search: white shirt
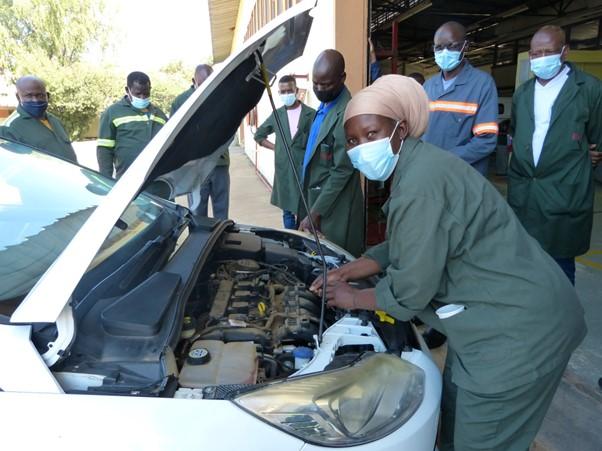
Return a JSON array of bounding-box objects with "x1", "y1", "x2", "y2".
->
[
  {"x1": 532, "y1": 64, "x2": 570, "y2": 166},
  {"x1": 442, "y1": 75, "x2": 457, "y2": 91},
  {"x1": 286, "y1": 104, "x2": 302, "y2": 139}
]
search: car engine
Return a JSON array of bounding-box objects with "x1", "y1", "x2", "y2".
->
[{"x1": 178, "y1": 258, "x2": 324, "y2": 389}]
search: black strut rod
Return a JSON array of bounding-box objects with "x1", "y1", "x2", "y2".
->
[{"x1": 257, "y1": 54, "x2": 329, "y2": 344}]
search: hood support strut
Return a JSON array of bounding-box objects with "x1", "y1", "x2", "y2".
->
[{"x1": 256, "y1": 52, "x2": 328, "y2": 344}]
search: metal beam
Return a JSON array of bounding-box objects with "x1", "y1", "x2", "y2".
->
[{"x1": 392, "y1": 21, "x2": 399, "y2": 74}]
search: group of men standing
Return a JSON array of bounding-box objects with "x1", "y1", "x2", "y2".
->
[
  {"x1": 253, "y1": 21, "x2": 600, "y2": 345},
  {"x1": 0, "y1": 22, "x2": 599, "y2": 294},
  {"x1": 255, "y1": 50, "x2": 365, "y2": 257},
  {"x1": 96, "y1": 64, "x2": 230, "y2": 220}
]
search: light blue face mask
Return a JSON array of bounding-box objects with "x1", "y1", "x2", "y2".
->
[
  {"x1": 530, "y1": 47, "x2": 564, "y2": 80},
  {"x1": 434, "y1": 45, "x2": 465, "y2": 72},
  {"x1": 129, "y1": 92, "x2": 150, "y2": 109},
  {"x1": 280, "y1": 93, "x2": 296, "y2": 107},
  {"x1": 347, "y1": 122, "x2": 403, "y2": 181}
]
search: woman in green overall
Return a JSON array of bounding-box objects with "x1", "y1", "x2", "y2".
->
[{"x1": 311, "y1": 75, "x2": 585, "y2": 451}]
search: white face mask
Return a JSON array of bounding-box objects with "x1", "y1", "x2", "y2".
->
[
  {"x1": 280, "y1": 93, "x2": 297, "y2": 107},
  {"x1": 347, "y1": 122, "x2": 403, "y2": 181},
  {"x1": 128, "y1": 90, "x2": 150, "y2": 109}
]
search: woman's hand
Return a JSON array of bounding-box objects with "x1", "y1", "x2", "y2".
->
[
  {"x1": 325, "y1": 283, "x2": 378, "y2": 312},
  {"x1": 325, "y1": 281, "x2": 359, "y2": 310},
  {"x1": 310, "y1": 268, "x2": 346, "y2": 294}
]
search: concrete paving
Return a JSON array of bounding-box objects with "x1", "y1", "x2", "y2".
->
[
  {"x1": 226, "y1": 146, "x2": 283, "y2": 229},
  {"x1": 74, "y1": 142, "x2": 601, "y2": 450}
]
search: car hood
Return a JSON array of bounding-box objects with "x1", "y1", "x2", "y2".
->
[{"x1": 11, "y1": 0, "x2": 316, "y2": 324}]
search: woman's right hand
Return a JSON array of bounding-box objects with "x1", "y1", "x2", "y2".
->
[
  {"x1": 310, "y1": 268, "x2": 346, "y2": 295},
  {"x1": 310, "y1": 258, "x2": 382, "y2": 294}
]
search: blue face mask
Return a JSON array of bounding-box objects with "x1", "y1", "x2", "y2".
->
[
  {"x1": 21, "y1": 100, "x2": 48, "y2": 118},
  {"x1": 434, "y1": 47, "x2": 464, "y2": 72},
  {"x1": 129, "y1": 93, "x2": 150, "y2": 109},
  {"x1": 347, "y1": 122, "x2": 402, "y2": 181},
  {"x1": 280, "y1": 93, "x2": 297, "y2": 107},
  {"x1": 530, "y1": 48, "x2": 564, "y2": 80}
]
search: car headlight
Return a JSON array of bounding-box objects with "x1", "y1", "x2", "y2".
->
[{"x1": 233, "y1": 353, "x2": 424, "y2": 446}]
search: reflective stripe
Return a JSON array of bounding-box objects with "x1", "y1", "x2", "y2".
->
[
  {"x1": 472, "y1": 122, "x2": 499, "y2": 136},
  {"x1": 113, "y1": 114, "x2": 166, "y2": 127},
  {"x1": 151, "y1": 115, "x2": 166, "y2": 125},
  {"x1": 97, "y1": 138, "x2": 116, "y2": 148},
  {"x1": 429, "y1": 101, "x2": 478, "y2": 115},
  {"x1": 3, "y1": 111, "x2": 20, "y2": 127}
]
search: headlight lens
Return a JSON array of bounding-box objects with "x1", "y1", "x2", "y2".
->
[{"x1": 233, "y1": 353, "x2": 424, "y2": 446}]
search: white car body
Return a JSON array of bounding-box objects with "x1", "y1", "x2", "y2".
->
[{"x1": 0, "y1": 2, "x2": 441, "y2": 449}]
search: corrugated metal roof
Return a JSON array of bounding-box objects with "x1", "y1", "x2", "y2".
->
[{"x1": 208, "y1": 0, "x2": 242, "y2": 62}]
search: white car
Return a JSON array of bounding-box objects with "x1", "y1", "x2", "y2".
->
[{"x1": 0, "y1": 2, "x2": 441, "y2": 450}]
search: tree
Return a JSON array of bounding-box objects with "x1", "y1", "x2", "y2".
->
[
  {"x1": 0, "y1": 0, "x2": 113, "y2": 139},
  {"x1": 0, "y1": 0, "x2": 109, "y2": 71}
]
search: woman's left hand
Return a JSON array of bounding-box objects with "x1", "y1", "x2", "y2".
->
[{"x1": 325, "y1": 281, "x2": 359, "y2": 310}]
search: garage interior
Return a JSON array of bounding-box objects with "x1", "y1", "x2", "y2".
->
[
  {"x1": 370, "y1": 0, "x2": 602, "y2": 89},
  {"x1": 367, "y1": 1, "x2": 602, "y2": 450}
]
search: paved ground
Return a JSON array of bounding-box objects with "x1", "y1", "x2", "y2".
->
[
  {"x1": 73, "y1": 141, "x2": 284, "y2": 229},
  {"x1": 75, "y1": 142, "x2": 601, "y2": 450}
]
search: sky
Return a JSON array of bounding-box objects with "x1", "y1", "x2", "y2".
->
[{"x1": 91, "y1": 0, "x2": 213, "y2": 73}]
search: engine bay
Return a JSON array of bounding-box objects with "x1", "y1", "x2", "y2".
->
[
  {"x1": 178, "y1": 258, "x2": 326, "y2": 390},
  {"x1": 54, "y1": 227, "x2": 417, "y2": 397}
]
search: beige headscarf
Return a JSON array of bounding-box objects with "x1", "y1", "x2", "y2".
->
[{"x1": 344, "y1": 74, "x2": 429, "y2": 138}]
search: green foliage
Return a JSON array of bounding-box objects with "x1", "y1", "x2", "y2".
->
[
  {"x1": 0, "y1": 0, "x2": 108, "y2": 70},
  {"x1": 150, "y1": 63, "x2": 193, "y2": 115},
  {"x1": 17, "y1": 52, "x2": 121, "y2": 140},
  {"x1": 0, "y1": 1, "x2": 197, "y2": 139}
]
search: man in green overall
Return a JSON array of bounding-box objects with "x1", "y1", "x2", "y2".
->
[
  {"x1": 0, "y1": 75, "x2": 77, "y2": 163},
  {"x1": 254, "y1": 75, "x2": 315, "y2": 229},
  {"x1": 299, "y1": 50, "x2": 364, "y2": 257},
  {"x1": 508, "y1": 25, "x2": 602, "y2": 285},
  {"x1": 97, "y1": 71, "x2": 167, "y2": 178}
]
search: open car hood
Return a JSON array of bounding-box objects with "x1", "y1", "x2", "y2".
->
[{"x1": 11, "y1": 0, "x2": 316, "y2": 324}]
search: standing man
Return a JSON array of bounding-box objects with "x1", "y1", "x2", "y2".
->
[
  {"x1": 299, "y1": 50, "x2": 364, "y2": 257},
  {"x1": 0, "y1": 75, "x2": 77, "y2": 162},
  {"x1": 170, "y1": 64, "x2": 230, "y2": 220},
  {"x1": 421, "y1": 21, "x2": 498, "y2": 349},
  {"x1": 508, "y1": 25, "x2": 602, "y2": 285},
  {"x1": 254, "y1": 75, "x2": 315, "y2": 229},
  {"x1": 97, "y1": 71, "x2": 167, "y2": 178},
  {"x1": 423, "y1": 21, "x2": 499, "y2": 176}
]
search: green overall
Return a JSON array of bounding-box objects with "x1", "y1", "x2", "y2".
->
[
  {"x1": 96, "y1": 96, "x2": 167, "y2": 178},
  {"x1": 364, "y1": 137, "x2": 586, "y2": 450},
  {"x1": 0, "y1": 106, "x2": 77, "y2": 162},
  {"x1": 301, "y1": 87, "x2": 364, "y2": 256},
  {"x1": 254, "y1": 103, "x2": 315, "y2": 215}
]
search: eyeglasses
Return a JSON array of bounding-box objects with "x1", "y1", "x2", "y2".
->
[
  {"x1": 433, "y1": 41, "x2": 466, "y2": 52},
  {"x1": 528, "y1": 46, "x2": 564, "y2": 59}
]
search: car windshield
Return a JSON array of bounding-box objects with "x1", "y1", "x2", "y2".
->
[{"x1": 0, "y1": 139, "x2": 164, "y2": 303}]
